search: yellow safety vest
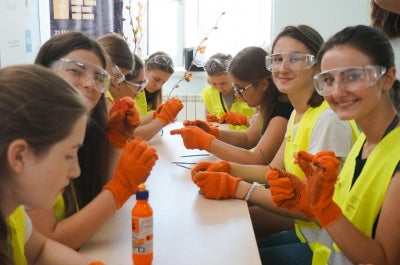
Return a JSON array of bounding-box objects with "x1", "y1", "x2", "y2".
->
[
  {"x1": 201, "y1": 86, "x2": 256, "y2": 131},
  {"x1": 285, "y1": 101, "x2": 360, "y2": 244},
  {"x1": 308, "y1": 128, "x2": 400, "y2": 264},
  {"x1": 6, "y1": 206, "x2": 27, "y2": 265},
  {"x1": 135, "y1": 91, "x2": 150, "y2": 115},
  {"x1": 284, "y1": 101, "x2": 329, "y2": 178},
  {"x1": 105, "y1": 90, "x2": 114, "y2": 104}
]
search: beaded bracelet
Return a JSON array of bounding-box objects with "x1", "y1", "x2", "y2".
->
[{"x1": 244, "y1": 181, "x2": 264, "y2": 201}]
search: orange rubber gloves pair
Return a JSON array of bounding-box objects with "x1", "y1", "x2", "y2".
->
[
  {"x1": 183, "y1": 119, "x2": 220, "y2": 137},
  {"x1": 266, "y1": 150, "x2": 342, "y2": 227},
  {"x1": 206, "y1": 112, "x2": 248, "y2": 126},
  {"x1": 190, "y1": 160, "x2": 241, "y2": 199},
  {"x1": 266, "y1": 168, "x2": 315, "y2": 219},
  {"x1": 170, "y1": 126, "x2": 216, "y2": 152},
  {"x1": 169, "y1": 119, "x2": 220, "y2": 152},
  {"x1": 103, "y1": 138, "x2": 158, "y2": 209},
  {"x1": 107, "y1": 97, "x2": 140, "y2": 148},
  {"x1": 153, "y1": 98, "x2": 184, "y2": 126}
]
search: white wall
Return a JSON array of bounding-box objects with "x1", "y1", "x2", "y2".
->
[
  {"x1": 271, "y1": 0, "x2": 371, "y2": 43},
  {"x1": 0, "y1": 0, "x2": 43, "y2": 67}
]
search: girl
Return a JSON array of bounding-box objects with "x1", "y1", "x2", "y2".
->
[
  {"x1": 29, "y1": 31, "x2": 158, "y2": 250},
  {"x1": 0, "y1": 64, "x2": 103, "y2": 265},
  {"x1": 98, "y1": 33, "x2": 183, "y2": 141},
  {"x1": 201, "y1": 53, "x2": 256, "y2": 131},
  {"x1": 263, "y1": 24, "x2": 400, "y2": 265},
  {"x1": 171, "y1": 46, "x2": 293, "y2": 165}
]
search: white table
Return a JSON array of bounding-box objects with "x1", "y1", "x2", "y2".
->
[{"x1": 80, "y1": 122, "x2": 262, "y2": 265}]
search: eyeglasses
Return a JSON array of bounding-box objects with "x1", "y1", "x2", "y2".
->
[
  {"x1": 232, "y1": 81, "x2": 256, "y2": 97},
  {"x1": 313, "y1": 65, "x2": 387, "y2": 96},
  {"x1": 51, "y1": 58, "x2": 111, "y2": 93},
  {"x1": 146, "y1": 54, "x2": 174, "y2": 70},
  {"x1": 265, "y1": 52, "x2": 316, "y2": 72},
  {"x1": 204, "y1": 58, "x2": 230, "y2": 75},
  {"x1": 124, "y1": 77, "x2": 148, "y2": 93}
]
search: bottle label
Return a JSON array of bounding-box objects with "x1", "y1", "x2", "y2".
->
[{"x1": 132, "y1": 216, "x2": 153, "y2": 254}]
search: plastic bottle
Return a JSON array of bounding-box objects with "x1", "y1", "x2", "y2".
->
[{"x1": 132, "y1": 183, "x2": 153, "y2": 265}]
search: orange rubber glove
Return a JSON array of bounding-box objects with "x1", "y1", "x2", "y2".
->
[
  {"x1": 219, "y1": 112, "x2": 248, "y2": 126},
  {"x1": 206, "y1": 113, "x2": 219, "y2": 122},
  {"x1": 266, "y1": 168, "x2": 314, "y2": 218},
  {"x1": 192, "y1": 171, "x2": 241, "y2": 199},
  {"x1": 170, "y1": 126, "x2": 216, "y2": 152},
  {"x1": 88, "y1": 262, "x2": 105, "y2": 265},
  {"x1": 191, "y1": 160, "x2": 231, "y2": 177},
  {"x1": 183, "y1": 119, "x2": 219, "y2": 138},
  {"x1": 154, "y1": 98, "x2": 183, "y2": 126},
  {"x1": 103, "y1": 138, "x2": 158, "y2": 208},
  {"x1": 152, "y1": 103, "x2": 164, "y2": 118},
  {"x1": 297, "y1": 150, "x2": 342, "y2": 227},
  {"x1": 107, "y1": 97, "x2": 140, "y2": 148}
]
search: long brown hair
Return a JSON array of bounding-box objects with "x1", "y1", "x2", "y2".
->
[
  {"x1": 35, "y1": 31, "x2": 111, "y2": 213},
  {"x1": 0, "y1": 65, "x2": 88, "y2": 264},
  {"x1": 144, "y1": 51, "x2": 174, "y2": 110},
  {"x1": 228, "y1": 46, "x2": 289, "y2": 134}
]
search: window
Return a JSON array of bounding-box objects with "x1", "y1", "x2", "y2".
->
[{"x1": 123, "y1": 0, "x2": 271, "y2": 68}]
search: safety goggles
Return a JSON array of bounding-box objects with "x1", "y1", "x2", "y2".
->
[
  {"x1": 51, "y1": 58, "x2": 110, "y2": 93},
  {"x1": 146, "y1": 54, "x2": 174, "y2": 69},
  {"x1": 313, "y1": 65, "x2": 387, "y2": 96},
  {"x1": 204, "y1": 58, "x2": 230, "y2": 75},
  {"x1": 265, "y1": 52, "x2": 316, "y2": 73},
  {"x1": 110, "y1": 63, "x2": 147, "y2": 93}
]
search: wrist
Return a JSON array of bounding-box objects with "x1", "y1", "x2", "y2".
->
[
  {"x1": 244, "y1": 181, "x2": 264, "y2": 201},
  {"x1": 317, "y1": 202, "x2": 342, "y2": 227},
  {"x1": 234, "y1": 181, "x2": 249, "y2": 199}
]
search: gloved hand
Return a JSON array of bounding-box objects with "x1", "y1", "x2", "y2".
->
[
  {"x1": 192, "y1": 171, "x2": 241, "y2": 199},
  {"x1": 206, "y1": 113, "x2": 220, "y2": 123},
  {"x1": 170, "y1": 126, "x2": 216, "y2": 152},
  {"x1": 297, "y1": 150, "x2": 341, "y2": 227},
  {"x1": 266, "y1": 168, "x2": 314, "y2": 218},
  {"x1": 219, "y1": 112, "x2": 248, "y2": 126},
  {"x1": 154, "y1": 98, "x2": 183, "y2": 126},
  {"x1": 88, "y1": 262, "x2": 105, "y2": 265},
  {"x1": 191, "y1": 160, "x2": 231, "y2": 177},
  {"x1": 103, "y1": 138, "x2": 158, "y2": 208},
  {"x1": 107, "y1": 97, "x2": 140, "y2": 148},
  {"x1": 183, "y1": 119, "x2": 219, "y2": 138},
  {"x1": 152, "y1": 102, "x2": 164, "y2": 118}
]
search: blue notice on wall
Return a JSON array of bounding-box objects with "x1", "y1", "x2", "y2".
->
[{"x1": 25, "y1": 30, "x2": 32, "y2": 53}]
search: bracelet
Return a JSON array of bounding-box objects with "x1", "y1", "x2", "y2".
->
[
  {"x1": 244, "y1": 181, "x2": 264, "y2": 201},
  {"x1": 241, "y1": 184, "x2": 252, "y2": 200}
]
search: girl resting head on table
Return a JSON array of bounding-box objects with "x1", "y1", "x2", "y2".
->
[
  {"x1": 192, "y1": 25, "x2": 400, "y2": 265},
  {"x1": 0, "y1": 64, "x2": 105, "y2": 265},
  {"x1": 29, "y1": 31, "x2": 158, "y2": 250}
]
